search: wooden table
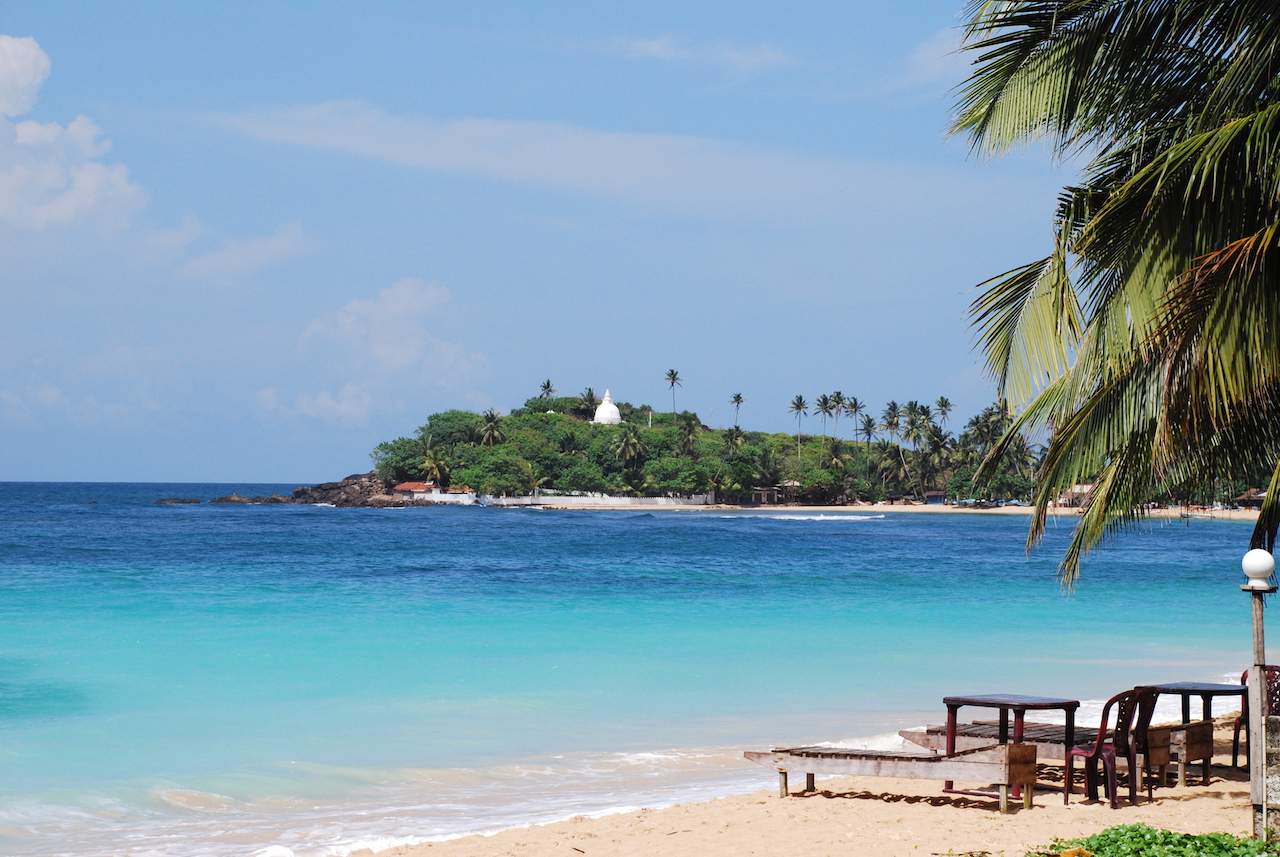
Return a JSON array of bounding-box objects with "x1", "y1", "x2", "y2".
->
[
  {"x1": 943, "y1": 694, "x2": 1080, "y2": 796},
  {"x1": 1152, "y1": 681, "x2": 1246, "y2": 782}
]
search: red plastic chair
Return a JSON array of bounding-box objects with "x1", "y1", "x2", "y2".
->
[
  {"x1": 1233, "y1": 666, "x2": 1280, "y2": 768},
  {"x1": 1065, "y1": 688, "x2": 1154, "y2": 808}
]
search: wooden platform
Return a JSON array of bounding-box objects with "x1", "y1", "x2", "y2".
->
[
  {"x1": 744, "y1": 742, "x2": 1037, "y2": 813},
  {"x1": 899, "y1": 721, "x2": 1088, "y2": 762}
]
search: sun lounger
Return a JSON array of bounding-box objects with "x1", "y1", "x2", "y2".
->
[{"x1": 744, "y1": 742, "x2": 1037, "y2": 813}]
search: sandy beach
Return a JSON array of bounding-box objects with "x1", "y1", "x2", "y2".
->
[
  {"x1": 358, "y1": 724, "x2": 1253, "y2": 857},
  {"x1": 539, "y1": 500, "x2": 1260, "y2": 522}
]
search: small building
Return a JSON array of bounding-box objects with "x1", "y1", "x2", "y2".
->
[
  {"x1": 392, "y1": 481, "x2": 437, "y2": 499},
  {"x1": 751, "y1": 486, "x2": 780, "y2": 505},
  {"x1": 1235, "y1": 488, "x2": 1266, "y2": 509},
  {"x1": 924, "y1": 490, "x2": 946, "y2": 505},
  {"x1": 1057, "y1": 483, "x2": 1094, "y2": 507}
]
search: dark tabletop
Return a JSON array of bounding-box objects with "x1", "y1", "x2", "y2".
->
[
  {"x1": 1152, "y1": 682, "x2": 1246, "y2": 695},
  {"x1": 943, "y1": 694, "x2": 1080, "y2": 710}
]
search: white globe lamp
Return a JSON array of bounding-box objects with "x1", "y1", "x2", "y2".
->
[{"x1": 1242, "y1": 548, "x2": 1276, "y2": 591}]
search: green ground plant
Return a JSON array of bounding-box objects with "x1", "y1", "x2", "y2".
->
[{"x1": 1031, "y1": 824, "x2": 1280, "y2": 857}]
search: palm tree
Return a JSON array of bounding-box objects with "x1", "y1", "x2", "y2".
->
[
  {"x1": 677, "y1": 413, "x2": 700, "y2": 456},
  {"x1": 730, "y1": 392, "x2": 744, "y2": 426},
  {"x1": 722, "y1": 426, "x2": 746, "y2": 455},
  {"x1": 858, "y1": 413, "x2": 877, "y2": 447},
  {"x1": 517, "y1": 459, "x2": 548, "y2": 496},
  {"x1": 480, "y1": 409, "x2": 505, "y2": 446},
  {"x1": 814, "y1": 393, "x2": 834, "y2": 437},
  {"x1": 789, "y1": 394, "x2": 808, "y2": 465},
  {"x1": 539, "y1": 379, "x2": 555, "y2": 399},
  {"x1": 880, "y1": 401, "x2": 901, "y2": 444},
  {"x1": 830, "y1": 391, "x2": 845, "y2": 438},
  {"x1": 579, "y1": 387, "x2": 598, "y2": 418},
  {"x1": 844, "y1": 396, "x2": 864, "y2": 441},
  {"x1": 419, "y1": 434, "x2": 450, "y2": 485},
  {"x1": 665, "y1": 369, "x2": 681, "y2": 416},
  {"x1": 935, "y1": 396, "x2": 952, "y2": 428},
  {"x1": 613, "y1": 423, "x2": 646, "y2": 468},
  {"x1": 954, "y1": 1, "x2": 1280, "y2": 578}
]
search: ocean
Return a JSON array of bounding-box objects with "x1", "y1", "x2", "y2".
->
[{"x1": 0, "y1": 482, "x2": 1260, "y2": 855}]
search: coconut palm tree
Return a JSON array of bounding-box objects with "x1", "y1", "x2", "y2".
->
[
  {"x1": 814, "y1": 393, "x2": 834, "y2": 437},
  {"x1": 539, "y1": 379, "x2": 555, "y2": 399},
  {"x1": 844, "y1": 396, "x2": 864, "y2": 441},
  {"x1": 730, "y1": 392, "x2": 744, "y2": 426},
  {"x1": 677, "y1": 413, "x2": 700, "y2": 456},
  {"x1": 881, "y1": 401, "x2": 901, "y2": 444},
  {"x1": 958, "y1": 1, "x2": 1280, "y2": 580},
  {"x1": 722, "y1": 426, "x2": 746, "y2": 455},
  {"x1": 665, "y1": 369, "x2": 681, "y2": 415},
  {"x1": 830, "y1": 391, "x2": 846, "y2": 438},
  {"x1": 614, "y1": 423, "x2": 646, "y2": 468},
  {"x1": 419, "y1": 434, "x2": 450, "y2": 485},
  {"x1": 935, "y1": 396, "x2": 952, "y2": 428},
  {"x1": 579, "y1": 387, "x2": 598, "y2": 418},
  {"x1": 517, "y1": 459, "x2": 549, "y2": 496},
  {"x1": 480, "y1": 409, "x2": 505, "y2": 447},
  {"x1": 789, "y1": 394, "x2": 808, "y2": 465},
  {"x1": 858, "y1": 413, "x2": 877, "y2": 447}
]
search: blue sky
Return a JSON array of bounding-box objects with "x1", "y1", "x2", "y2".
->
[{"x1": 0, "y1": 2, "x2": 1070, "y2": 482}]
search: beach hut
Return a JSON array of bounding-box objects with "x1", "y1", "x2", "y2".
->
[
  {"x1": 925, "y1": 490, "x2": 946, "y2": 505},
  {"x1": 1235, "y1": 488, "x2": 1266, "y2": 509},
  {"x1": 751, "y1": 486, "x2": 780, "y2": 505}
]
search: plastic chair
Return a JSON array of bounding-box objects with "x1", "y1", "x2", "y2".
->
[
  {"x1": 1232, "y1": 666, "x2": 1280, "y2": 768},
  {"x1": 1065, "y1": 688, "x2": 1147, "y2": 808}
]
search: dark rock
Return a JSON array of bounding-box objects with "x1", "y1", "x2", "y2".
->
[
  {"x1": 289, "y1": 472, "x2": 390, "y2": 507},
  {"x1": 210, "y1": 494, "x2": 253, "y2": 504},
  {"x1": 157, "y1": 497, "x2": 201, "y2": 505}
]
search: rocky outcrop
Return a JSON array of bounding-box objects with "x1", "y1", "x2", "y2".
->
[
  {"x1": 289, "y1": 472, "x2": 400, "y2": 507},
  {"x1": 210, "y1": 493, "x2": 292, "y2": 504},
  {"x1": 156, "y1": 497, "x2": 201, "y2": 505}
]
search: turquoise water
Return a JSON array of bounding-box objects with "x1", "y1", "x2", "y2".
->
[{"x1": 0, "y1": 483, "x2": 1263, "y2": 855}]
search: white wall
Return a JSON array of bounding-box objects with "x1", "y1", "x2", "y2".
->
[{"x1": 481, "y1": 493, "x2": 712, "y2": 507}]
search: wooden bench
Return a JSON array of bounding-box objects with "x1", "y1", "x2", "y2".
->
[{"x1": 744, "y1": 743, "x2": 1037, "y2": 813}]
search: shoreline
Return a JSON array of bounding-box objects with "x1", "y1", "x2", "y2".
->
[
  {"x1": 353, "y1": 724, "x2": 1252, "y2": 857},
  {"x1": 531, "y1": 500, "x2": 1260, "y2": 522}
]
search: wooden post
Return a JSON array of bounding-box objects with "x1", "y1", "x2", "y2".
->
[
  {"x1": 805, "y1": 772, "x2": 815, "y2": 792},
  {"x1": 778, "y1": 769, "x2": 789, "y2": 798},
  {"x1": 998, "y1": 784, "x2": 1009, "y2": 814}
]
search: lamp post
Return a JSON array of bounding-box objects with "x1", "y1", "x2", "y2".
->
[{"x1": 1244, "y1": 548, "x2": 1277, "y2": 839}]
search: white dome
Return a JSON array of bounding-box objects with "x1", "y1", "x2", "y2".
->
[{"x1": 591, "y1": 389, "x2": 622, "y2": 425}]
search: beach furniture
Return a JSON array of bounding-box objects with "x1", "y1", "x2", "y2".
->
[
  {"x1": 938, "y1": 694, "x2": 1079, "y2": 796},
  {"x1": 1152, "y1": 680, "x2": 1246, "y2": 783},
  {"x1": 1065, "y1": 687, "x2": 1159, "y2": 808},
  {"x1": 744, "y1": 742, "x2": 1037, "y2": 813},
  {"x1": 1232, "y1": 666, "x2": 1280, "y2": 768}
]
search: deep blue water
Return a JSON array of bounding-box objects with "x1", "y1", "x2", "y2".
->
[{"x1": 0, "y1": 483, "x2": 1262, "y2": 855}]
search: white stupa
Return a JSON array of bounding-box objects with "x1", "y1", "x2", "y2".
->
[{"x1": 591, "y1": 389, "x2": 622, "y2": 425}]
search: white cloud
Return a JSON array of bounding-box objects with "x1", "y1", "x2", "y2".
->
[
  {"x1": 212, "y1": 102, "x2": 919, "y2": 219},
  {"x1": 303, "y1": 277, "x2": 467, "y2": 372},
  {"x1": 0, "y1": 381, "x2": 132, "y2": 426},
  {"x1": 257, "y1": 383, "x2": 372, "y2": 426},
  {"x1": 604, "y1": 35, "x2": 788, "y2": 73},
  {"x1": 0, "y1": 35, "x2": 50, "y2": 117},
  {"x1": 180, "y1": 222, "x2": 310, "y2": 279},
  {"x1": 0, "y1": 35, "x2": 143, "y2": 229},
  {"x1": 260, "y1": 278, "x2": 484, "y2": 425},
  {"x1": 901, "y1": 29, "x2": 967, "y2": 91}
]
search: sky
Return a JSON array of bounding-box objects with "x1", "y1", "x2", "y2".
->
[{"x1": 0, "y1": 2, "x2": 1073, "y2": 482}]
